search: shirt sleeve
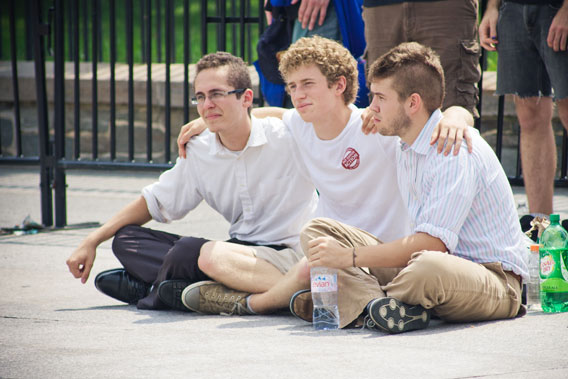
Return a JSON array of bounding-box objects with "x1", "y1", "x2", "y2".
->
[
  {"x1": 413, "y1": 152, "x2": 478, "y2": 253},
  {"x1": 142, "y1": 155, "x2": 203, "y2": 223},
  {"x1": 280, "y1": 110, "x2": 314, "y2": 183}
]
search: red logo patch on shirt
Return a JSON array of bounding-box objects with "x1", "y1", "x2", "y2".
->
[{"x1": 342, "y1": 147, "x2": 360, "y2": 170}]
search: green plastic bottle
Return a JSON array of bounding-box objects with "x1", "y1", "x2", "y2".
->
[{"x1": 539, "y1": 214, "x2": 568, "y2": 313}]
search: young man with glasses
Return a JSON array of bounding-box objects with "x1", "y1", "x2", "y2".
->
[{"x1": 65, "y1": 52, "x2": 318, "y2": 312}]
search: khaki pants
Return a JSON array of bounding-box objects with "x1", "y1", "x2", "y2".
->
[{"x1": 300, "y1": 218, "x2": 523, "y2": 328}]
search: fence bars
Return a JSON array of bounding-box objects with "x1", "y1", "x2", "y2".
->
[
  {"x1": 53, "y1": 0, "x2": 67, "y2": 227},
  {"x1": 9, "y1": 0, "x2": 22, "y2": 157},
  {"x1": 31, "y1": 0, "x2": 53, "y2": 227},
  {"x1": 8, "y1": 0, "x2": 568, "y2": 228}
]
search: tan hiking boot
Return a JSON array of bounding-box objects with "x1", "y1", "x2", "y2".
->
[{"x1": 181, "y1": 280, "x2": 252, "y2": 315}]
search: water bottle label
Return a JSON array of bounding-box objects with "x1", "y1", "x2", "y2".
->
[{"x1": 311, "y1": 273, "x2": 338, "y2": 293}]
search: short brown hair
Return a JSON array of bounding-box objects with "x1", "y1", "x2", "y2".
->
[
  {"x1": 368, "y1": 42, "x2": 445, "y2": 114},
  {"x1": 194, "y1": 52, "x2": 252, "y2": 95},
  {"x1": 279, "y1": 36, "x2": 358, "y2": 105}
]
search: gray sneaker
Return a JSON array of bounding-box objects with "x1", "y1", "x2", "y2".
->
[
  {"x1": 181, "y1": 280, "x2": 252, "y2": 316},
  {"x1": 366, "y1": 297, "x2": 430, "y2": 334}
]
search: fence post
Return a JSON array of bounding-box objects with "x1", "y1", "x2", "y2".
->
[
  {"x1": 54, "y1": 0, "x2": 67, "y2": 227},
  {"x1": 31, "y1": 0, "x2": 53, "y2": 227}
]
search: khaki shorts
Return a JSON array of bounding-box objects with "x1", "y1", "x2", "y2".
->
[{"x1": 251, "y1": 246, "x2": 304, "y2": 274}]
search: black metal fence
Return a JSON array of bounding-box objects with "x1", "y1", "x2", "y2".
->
[
  {"x1": 1, "y1": 0, "x2": 567, "y2": 228},
  {"x1": 1, "y1": 0, "x2": 264, "y2": 227}
]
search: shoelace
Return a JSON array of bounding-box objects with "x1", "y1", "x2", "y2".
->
[
  {"x1": 361, "y1": 315, "x2": 376, "y2": 330},
  {"x1": 220, "y1": 301, "x2": 250, "y2": 316}
]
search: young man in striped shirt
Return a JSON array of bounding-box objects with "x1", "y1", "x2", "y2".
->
[{"x1": 302, "y1": 42, "x2": 528, "y2": 333}]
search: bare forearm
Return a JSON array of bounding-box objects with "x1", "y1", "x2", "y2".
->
[
  {"x1": 82, "y1": 196, "x2": 152, "y2": 247},
  {"x1": 251, "y1": 106, "x2": 286, "y2": 119},
  {"x1": 355, "y1": 233, "x2": 447, "y2": 268}
]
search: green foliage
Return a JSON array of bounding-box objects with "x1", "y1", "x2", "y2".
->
[
  {"x1": 485, "y1": 51, "x2": 497, "y2": 71},
  {"x1": 1, "y1": 0, "x2": 262, "y2": 64}
]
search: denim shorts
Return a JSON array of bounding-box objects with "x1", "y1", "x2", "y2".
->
[{"x1": 496, "y1": 2, "x2": 568, "y2": 100}]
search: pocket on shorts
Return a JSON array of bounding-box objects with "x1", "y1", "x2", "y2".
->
[
  {"x1": 456, "y1": 39, "x2": 481, "y2": 114},
  {"x1": 458, "y1": 39, "x2": 481, "y2": 85}
]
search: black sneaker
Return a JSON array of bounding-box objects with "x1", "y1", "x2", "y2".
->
[
  {"x1": 94, "y1": 268, "x2": 151, "y2": 304},
  {"x1": 157, "y1": 280, "x2": 192, "y2": 311},
  {"x1": 366, "y1": 297, "x2": 430, "y2": 334}
]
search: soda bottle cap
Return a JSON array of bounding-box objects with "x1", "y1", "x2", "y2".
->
[
  {"x1": 550, "y1": 214, "x2": 560, "y2": 222},
  {"x1": 530, "y1": 244, "x2": 539, "y2": 252}
]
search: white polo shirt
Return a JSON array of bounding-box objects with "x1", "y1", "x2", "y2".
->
[{"x1": 142, "y1": 116, "x2": 318, "y2": 251}]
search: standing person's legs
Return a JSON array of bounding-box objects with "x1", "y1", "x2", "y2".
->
[
  {"x1": 496, "y1": 3, "x2": 568, "y2": 215},
  {"x1": 363, "y1": 1, "x2": 480, "y2": 115},
  {"x1": 362, "y1": 3, "x2": 405, "y2": 75},
  {"x1": 382, "y1": 250, "x2": 523, "y2": 321},
  {"x1": 515, "y1": 97, "x2": 555, "y2": 215},
  {"x1": 410, "y1": 0, "x2": 480, "y2": 116}
]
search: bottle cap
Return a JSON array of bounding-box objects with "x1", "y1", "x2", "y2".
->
[
  {"x1": 550, "y1": 214, "x2": 560, "y2": 222},
  {"x1": 530, "y1": 244, "x2": 539, "y2": 252}
]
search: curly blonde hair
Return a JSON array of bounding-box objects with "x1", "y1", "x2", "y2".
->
[{"x1": 279, "y1": 36, "x2": 358, "y2": 105}]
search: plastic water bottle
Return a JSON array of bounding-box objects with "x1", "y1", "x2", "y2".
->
[
  {"x1": 526, "y1": 244, "x2": 541, "y2": 311},
  {"x1": 539, "y1": 214, "x2": 568, "y2": 313},
  {"x1": 310, "y1": 267, "x2": 339, "y2": 330}
]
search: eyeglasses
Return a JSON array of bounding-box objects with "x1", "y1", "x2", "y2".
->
[{"x1": 191, "y1": 88, "x2": 246, "y2": 105}]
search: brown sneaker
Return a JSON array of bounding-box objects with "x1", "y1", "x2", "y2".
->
[
  {"x1": 181, "y1": 280, "x2": 252, "y2": 315},
  {"x1": 289, "y1": 289, "x2": 313, "y2": 322}
]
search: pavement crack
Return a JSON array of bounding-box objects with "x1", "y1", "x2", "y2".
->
[{"x1": 1, "y1": 315, "x2": 62, "y2": 322}]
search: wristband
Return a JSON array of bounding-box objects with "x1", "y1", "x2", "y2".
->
[{"x1": 352, "y1": 247, "x2": 357, "y2": 267}]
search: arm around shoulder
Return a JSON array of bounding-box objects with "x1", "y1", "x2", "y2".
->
[
  {"x1": 431, "y1": 106, "x2": 474, "y2": 156},
  {"x1": 251, "y1": 106, "x2": 287, "y2": 120}
]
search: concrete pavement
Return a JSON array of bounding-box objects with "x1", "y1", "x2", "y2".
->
[{"x1": 1, "y1": 166, "x2": 568, "y2": 378}]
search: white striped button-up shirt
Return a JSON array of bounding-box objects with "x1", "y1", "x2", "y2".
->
[{"x1": 397, "y1": 110, "x2": 528, "y2": 280}]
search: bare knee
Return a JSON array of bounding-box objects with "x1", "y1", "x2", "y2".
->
[
  {"x1": 197, "y1": 241, "x2": 217, "y2": 276},
  {"x1": 514, "y1": 97, "x2": 553, "y2": 133},
  {"x1": 295, "y1": 257, "x2": 311, "y2": 287}
]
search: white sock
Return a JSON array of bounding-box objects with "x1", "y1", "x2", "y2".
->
[{"x1": 245, "y1": 296, "x2": 258, "y2": 314}]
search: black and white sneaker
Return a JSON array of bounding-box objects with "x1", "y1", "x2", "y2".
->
[{"x1": 366, "y1": 297, "x2": 430, "y2": 334}]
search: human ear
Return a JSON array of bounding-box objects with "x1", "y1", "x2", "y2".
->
[
  {"x1": 335, "y1": 76, "x2": 347, "y2": 95},
  {"x1": 243, "y1": 88, "x2": 254, "y2": 108},
  {"x1": 407, "y1": 93, "x2": 422, "y2": 114}
]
